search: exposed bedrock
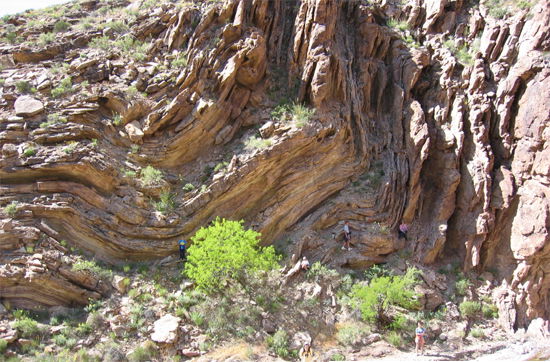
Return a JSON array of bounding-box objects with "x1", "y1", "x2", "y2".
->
[{"x1": 0, "y1": 0, "x2": 549, "y2": 329}]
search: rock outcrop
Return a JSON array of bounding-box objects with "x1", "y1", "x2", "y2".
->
[{"x1": 0, "y1": 0, "x2": 548, "y2": 331}]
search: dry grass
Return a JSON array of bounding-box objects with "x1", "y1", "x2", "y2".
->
[{"x1": 202, "y1": 341, "x2": 264, "y2": 360}]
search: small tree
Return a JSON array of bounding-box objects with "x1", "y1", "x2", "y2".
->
[
  {"x1": 351, "y1": 267, "x2": 420, "y2": 327},
  {"x1": 185, "y1": 218, "x2": 279, "y2": 294}
]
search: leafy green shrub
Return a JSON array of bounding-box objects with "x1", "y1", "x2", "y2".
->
[
  {"x1": 75, "y1": 322, "x2": 92, "y2": 336},
  {"x1": 185, "y1": 218, "x2": 279, "y2": 293},
  {"x1": 351, "y1": 267, "x2": 420, "y2": 326},
  {"x1": 139, "y1": 165, "x2": 163, "y2": 186},
  {"x1": 4, "y1": 201, "x2": 18, "y2": 217},
  {"x1": 266, "y1": 329, "x2": 291, "y2": 359},
  {"x1": 63, "y1": 141, "x2": 78, "y2": 154},
  {"x1": 386, "y1": 331, "x2": 403, "y2": 348},
  {"x1": 51, "y1": 77, "x2": 73, "y2": 98},
  {"x1": 190, "y1": 311, "x2": 204, "y2": 327},
  {"x1": 53, "y1": 20, "x2": 70, "y2": 32},
  {"x1": 13, "y1": 313, "x2": 41, "y2": 338},
  {"x1": 0, "y1": 339, "x2": 8, "y2": 353},
  {"x1": 291, "y1": 103, "x2": 315, "y2": 127},
  {"x1": 182, "y1": 183, "x2": 195, "y2": 193},
  {"x1": 105, "y1": 20, "x2": 129, "y2": 34},
  {"x1": 152, "y1": 191, "x2": 176, "y2": 213},
  {"x1": 122, "y1": 169, "x2": 137, "y2": 178},
  {"x1": 47, "y1": 112, "x2": 68, "y2": 124},
  {"x1": 130, "y1": 144, "x2": 140, "y2": 154},
  {"x1": 455, "y1": 277, "x2": 472, "y2": 296},
  {"x1": 23, "y1": 146, "x2": 37, "y2": 157},
  {"x1": 486, "y1": 0, "x2": 509, "y2": 18},
  {"x1": 459, "y1": 300, "x2": 481, "y2": 318},
  {"x1": 213, "y1": 161, "x2": 228, "y2": 173},
  {"x1": 84, "y1": 298, "x2": 104, "y2": 313},
  {"x1": 112, "y1": 113, "x2": 122, "y2": 126},
  {"x1": 330, "y1": 353, "x2": 346, "y2": 361},
  {"x1": 517, "y1": 0, "x2": 532, "y2": 10},
  {"x1": 387, "y1": 19, "x2": 409, "y2": 31},
  {"x1": 482, "y1": 303, "x2": 498, "y2": 319},
  {"x1": 89, "y1": 35, "x2": 111, "y2": 50},
  {"x1": 244, "y1": 135, "x2": 272, "y2": 151},
  {"x1": 15, "y1": 80, "x2": 32, "y2": 93},
  {"x1": 113, "y1": 36, "x2": 149, "y2": 61},
  {"x1": 470, "y1": 327, "x2": 485, "y2": 338},
  {"x1": 72, "y1": 259, "x2": 113, "y2": 280}
]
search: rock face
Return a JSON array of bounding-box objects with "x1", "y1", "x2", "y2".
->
[
  {"x1": 150, "y1": 314, "x2": 180, "y2": 344},
  {"x1": 0, "y1": 0, "x2": 549, "y2": 330}
]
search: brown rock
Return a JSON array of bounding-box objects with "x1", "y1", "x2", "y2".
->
[{"x1": 14, "y1": 96, "x2": 44, "y2": 117}]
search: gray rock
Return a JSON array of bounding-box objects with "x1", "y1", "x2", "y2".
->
[
  {"x1": 14, "y1": 96, "x2": 44, "y2": 117},
  {"x1": 151, "y1": 314, "x2": 180, "y2": 344}
]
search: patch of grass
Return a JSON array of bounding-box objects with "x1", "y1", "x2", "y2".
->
[
  {"x1": 404, "y1": 34, "x2": 420, "y2": 48},
  {"x1": 470, "y1": 327, "x2": 485, "y2": 338},
  {"x1": 387, "y1": 19, "x2": 409, "y2": 31},
  {"x1": 47, "y1": 112, "x2": 68, "y2": 124},
  {"x1": 113, "y1": 36, "x2": 149, "y2": 61},
  {"x1": 139, "y1": 165, "x2": 163, "y2": 186},
  {"x1": 0, "y1": 339, "x2": 8, "y2": 354},
  {"x1": 213, "y1": 161, "x2": 228, "y2": 173},
  {"x1": 105, "y1": 20, "x2": 129, "y2": 34},
  {"x1": 4, "y1": 201, "x2": 18, "y2": 217},
  {"x1": 459, "y1": 300, "x2": 481, "y2": 318},
  {"x1": 291, "y1": 103, "x2": 315, "y2": 127},
  {"x1": 51, "y1": 77, "x2": 73, "y2": 98},
  {"x1": 13, "y1": 312, "x2": 41, "y2": 338},
  {"x1": 266, "y1": 329, "x2": 291, "y2": 359},
  {"x1": 455, "y1": 275, "x2": 472, "y2": 296},
  {"x1": 486, "y1": 0, "x2": 509, "y2": 18},
  {"x1": 72, "y1": 259, "x2": 113, "y2": 280},
  {"x1": 38, "y1": 32, "x2": 56, "y2": 46},
  {"x1": 330, "y1": 353, "x2": 346, "y2": 361},
  {"x1": 89, "y1": 35, "x2": 111, "y2": 50},
  {"x1": 128, "y1": 341, "x2": 157, "y2": 362},
  {"x1": 386, "y1": 331, "x2": 403, "y2": 348},
  {"x1": 63, "y1": 141, "x2": 78, "y2": 154},
  {"x1": 91, "y1": 138, "x2": 98, "y2": 147},
  {"x1": 23, "y1": 146, "x2": 37, "y2": 157},
  {"x1": 306, "y1": 261, "x2": 338, "y2": 282},
  {"x1": 244, "y1": 135, "x2": 272, "y2": 151},
  {"x1": 15, "y1": 80, "x2": 33, "y2": 94},
  {"x1": 122, "y1": 168, "x2": 137, "y2": 178},
  {"x1": 172, "y1": 53, "x2": 188, "y2": 68},
  {"x1": 53, "y1": 20, "x2": 71, "y2": 32},
  {"x1": 516, "y1": 0, "x2": 532, "y2": 10},
  {"x1": 337, "y1": 322, "x2": 370, "y2": 346},
  {"x1": 75, "y1": 322, "x2": 92, "y2": 336},
  {"x1": 190, "y1": 311, "x2": 204, "y2": 327}
]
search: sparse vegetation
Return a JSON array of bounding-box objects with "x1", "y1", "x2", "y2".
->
[
  {"x1": 53, "y1": 20, "x2": 71, "y2": 32},
  {"x1": 337, "y1": 322, "x2": 371, "y2": 346},
  {"x1": 63, "y1": 141, "x2": 78, "y2": 154},
  {"x1": 270, "y1": 102, "x2": 315, "y2": 127},
  {"x1": 266, "y1": 329, "x2": 291, "y2": 359},
  {"x1": 51, "y1": 77, "x2": 73, "y2": 98},
  {"x1": 459, "y1": 300, "x2": 482, "y2": 318},
  {"x1": 386, "y1": 331, "x2": 404, "y2": 348},
  {"x1": 172, "y1": 53, "x2": 188, "y2": 68},
  {"x1": 128, "y1": 341, "x2": 158, "y2": 362},
  {"x1": 183, "y1": 183, "x2": 195, "y2": 193},
  {"x1": 112, "y1": 113, "x2": 123, "y2": 126},
  {"x1": 152, "y1": 191, "x2": 176, "y2": 213},
  {"x1": 0, "y1": 339, "x2": 7, "y2": 354},
  {"x1": 72, "y1": 258, "x2": 113, "y2": 280},
  {"x1": 12, "y1": 311, "x2": 42, "y2": 338},
  {"x1": 244, "y1": 135, "x2": 272, "y2": 151},
  {"x1": 4, "y1": 201, "x2": 18, "y2": 217},
  {"x1": 130, "y1": 144, "x2": 140, "y2": 154},
  {"x1": 23, "y1": 146, "x2": 37, "y2": 157},
  {"x1": 387, "y1": 19, "x2": 410, "y2": 31},
  {"x1": 455, "y1": 275, "x2": 472, "y2": 296},
  {"x1": 139, "y1": 165, "x2": 163, "y2": 186},
  {"x1": 105, "y1": 20, "x2": 129, "y2": 34},
  {"x1": 471, "y1": 327, "x2": 485, "y2": 338},
  {"x1": 15, "y1": 80, "x2": 33, "y2": 94},
  {"x1": 482, "y1": 303, "x2": 499, "y2": 319},
  {"x1": 38, "y1": 32, "x2": 56, "y2": 46}
]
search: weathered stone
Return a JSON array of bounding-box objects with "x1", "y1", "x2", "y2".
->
[
  {"x1": 14, "y1": 96, "x2": 44, "y2": 117},
  {"x1": 124, "y1": 121, "x2": 144, "y2": 143},
  {"x1": 150, "y1": 314, "x2": 180, "y2": 344}
]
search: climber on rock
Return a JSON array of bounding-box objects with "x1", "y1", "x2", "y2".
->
[
  {"x1": 299, "y1": 341, "x2": 314, "y2": 362},
  {"x1": 398, "y1": 223, "x2": 409, "y2": 241},
  {"x1": 300, "y1": 256, "x2": 310, "y2": 271},
  {"x1": 342, "y1": 221, "x2": 352, "y2": 250},
  {"x1": 178, "y1": 239, "x2": 187, "y2": 261}
]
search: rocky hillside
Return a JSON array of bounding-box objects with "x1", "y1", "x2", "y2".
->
[{"x1": 0, "y1": 0, "x2": 549, "y2": 359}]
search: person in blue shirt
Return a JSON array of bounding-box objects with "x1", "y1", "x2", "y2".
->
[
  {"x1": 415, "y1": 320, "x2": 426, "y2": 355},
  {"x1": 178, "y1": 239, "x2": 187, "y2": 261}
]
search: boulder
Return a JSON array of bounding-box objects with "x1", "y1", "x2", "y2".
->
[
  {"x1": 14, "y1": 96, "x2": 44, "y2": 117},
  {"x1": 526, "y1": 318, "x2": 550, "y2": 340},
  {"x1": 124, "y1": 121, "x2": 144, "y2": 143},
  {"x1": 112, "y1": 275, "x2": 130, "y2": 294},
  {"x1": 150, "y1": 314, "x2": 181, "y2": 344}
]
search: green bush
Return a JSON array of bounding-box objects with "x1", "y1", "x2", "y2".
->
[
  {"x1": 112, "y1": 113, "x2": 122, "y2": 126},
  {"x1": 152, "y1": 191, "x2": 176, "y2": 213},
  {"x1": 266, "y1": 330, "x2": 291, "y2": 359},
  {"x1": 72, "y1": 259, "x2": 113, "y2": 280},
  {"x1": 63, "y1": 141, "x2": 78, "y2": 154},
  {"x1": 51, "y1": 77, "x2": 73, "y2": 98},
  {"x1": 190, "y1": 311, "x2": 204, "y2": 327},
  {"x1": 330, "y1": 353, "x2": 346, "y2": 361},
  {"x1": 351, "y1": 267, "x2": 420, "y2": 326},
  {"x1": 139, "y1": 165, "x2": 163, "y2": 186},
  {"x1": 75, "y1": 322, "x2": 92, "y2": 336},
  {"x1": 89, "y1": 36, "x2": 111, "y2": 50},
  {"x1": 185, "y1": 218, "x2": 280, "y2": 293},
  {"x1": 16, "y1": 80, "x2": 32, "y2": 93},
  {"x1": 459, "y1": 300, "x2": 481, "y2": 318},
  {"x1": 482, "y1": 303, "x2": 499, "y2": 319},
  {"x1": 387, "y1": 19, "x2": 409, "y2": 31},
  {"x1": 291, "y1": 103, "x2": 315, "y2": 127},
  {"x1": 182, "y1": 183, "x2": 195, "y2": 192},
  {"x1": 306, "y1": 261, "x2": 338, "y2": 282},
  {"x1": 455, "y1": 277, "x2": 472, "y2": 296},
  {"x1": 172, "y1": 54, "x2": 188, "y2": 68},
  {"x1": 4, "y1": 201, "x2": 18, "y2": 217},
  {"x1": 53, "y1": 20, "x2": 70, "y2": 32},
  {"x1": 105, "y1": 20, "x2": 129, "y2": 34},
  {"x1": 13, "y1": 314, "x2": 41, "y2": 338}
]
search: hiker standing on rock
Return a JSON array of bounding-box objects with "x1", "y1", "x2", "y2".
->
[
  {"x1": 178, "y1": 239, "x2": 187, "y2": 261},
  {"x1": 342, "y1": 221, "x2": 352, "y2": 251}
]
